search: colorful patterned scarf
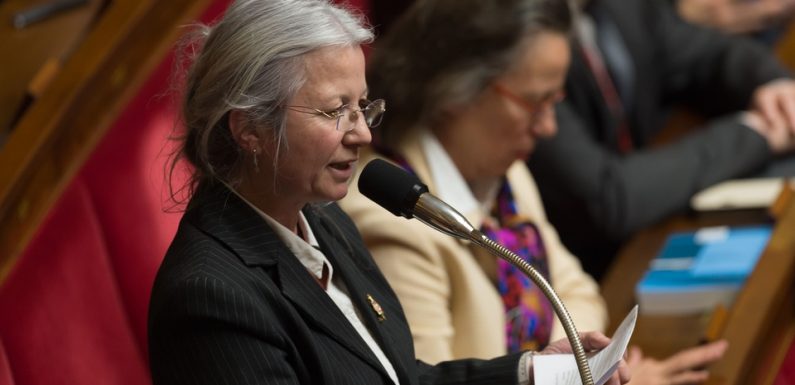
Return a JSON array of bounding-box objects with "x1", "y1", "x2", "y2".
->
[{"x1": 480, "y1": 182, "x2": 553, "y2": 352}]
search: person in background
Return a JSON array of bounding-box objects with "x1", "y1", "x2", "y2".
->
[
  {"x1": 341, "y1": 0, "x2": 726, "y2": 383},
  {"x1": 147, "y1": 0, "x2": 629, "y2": 384},
  {"x1": 527, "y1": 0, "x2": 795, "y2": 281}
]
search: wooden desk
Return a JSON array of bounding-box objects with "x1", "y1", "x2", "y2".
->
[
  {"x1": 0, "y1": 0, "x2": 214, "y2": 283},
  {"x1": 601, "y1": 187, "x2": 795, "y2": 385},
  {"x1": 0, "y1": 0, "x2": 104, "y2": 134}
]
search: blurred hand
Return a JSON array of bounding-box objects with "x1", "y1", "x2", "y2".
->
[
  {"x1": 752, "y1": 78, "x2": 795, "y2": 135},
  {"x1": 742, "y1": 110, "x2": 795, "y2": 154},
  {"x1": 678, "y1": 0, "x2": 795, "y2": 34},
  {"x1": 540, "y1": 332, "x2": 631, "y2": 385},
  {"x1": 626, "y1": 340, "x2": 728, "y2": 385}
]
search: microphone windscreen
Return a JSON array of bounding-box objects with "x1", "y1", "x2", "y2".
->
[{"x1": 358, "y1": 158, "x2": 429, "y2": 218}]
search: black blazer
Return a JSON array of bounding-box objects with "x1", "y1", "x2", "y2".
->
[
  {"x1": 148, "y1": 182, "x2": 523, "y2": 385},
  {"x1": 527, "y1": 0, "x2": 789, "y2": 279}
]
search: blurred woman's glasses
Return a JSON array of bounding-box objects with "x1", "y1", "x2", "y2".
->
[
  {"x1": 493, "y1": 84, "x2": 564, "y2": 117},
  {"x1": 286, "y1": 99, "x2": 386, "y2": 132}
]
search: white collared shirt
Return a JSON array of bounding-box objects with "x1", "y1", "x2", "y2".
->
[
  {"x1": 420, "y1": 129, "x2": 484, "y2": 216},
  {"x1": 419, "y1": 129, "x2": 501, "y2": 222},
  {"x1": 226, "y1": 186, "x2": 400, "y2": 385}
]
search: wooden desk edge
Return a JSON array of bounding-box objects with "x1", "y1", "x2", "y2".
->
[
  {"x1": 706, "y1": 190, "x2": 795, "y2": 384},
  {"x1": 0, "y1": 0, "x2": 213, "y2": 284}
]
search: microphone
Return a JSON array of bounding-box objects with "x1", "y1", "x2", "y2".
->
[
  {"x1": 358, "y1": 158, "x2": 595, "y2": 385},
  {"x1": 358, "y1": 158, "x2": 477, "y2": 241}
]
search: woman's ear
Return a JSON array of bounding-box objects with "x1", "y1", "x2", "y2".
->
[{"x1": 228, "y1": 109, "x2": 261, "y2": 152}]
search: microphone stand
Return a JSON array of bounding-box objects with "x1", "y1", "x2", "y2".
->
[{"x1": 414, "y1": 194, "x2": 595, "y2": 385}]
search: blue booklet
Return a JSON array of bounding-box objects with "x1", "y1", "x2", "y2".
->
[{"x1": 635, "y1": 225, "x2": 772, "y2": 314}]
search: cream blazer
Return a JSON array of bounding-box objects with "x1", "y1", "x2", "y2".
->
[{"x1": 340, "y1": 132, "x2": 607, "y2": 364}]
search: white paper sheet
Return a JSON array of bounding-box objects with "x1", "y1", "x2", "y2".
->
[{"x1": 534, "y1": 305, "x2": 638, "y2": 385}]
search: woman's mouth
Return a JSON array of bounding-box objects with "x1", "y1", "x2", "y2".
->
[
  {"x1": 329, "y1": 161, "x2": 353, "y2": 170},
  {"x1": 328, "y1": 160, "x2": 356, "y2": 180}
]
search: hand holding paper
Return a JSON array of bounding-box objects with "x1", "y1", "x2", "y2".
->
[{"x1": 534, "y1": 306, "x2": 638, "y2": 385}]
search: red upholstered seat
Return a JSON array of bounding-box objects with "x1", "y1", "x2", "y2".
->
[
  {"x1": 776, "y1": 342, "x2": 795, "y2": 385},
  {"x1": 0, "y1": 338, "x2": 13, "y2": 385},
  {"x1": 0, "y1": 181, "x2": 151, "y2": 385},
  {"x1": 79, "y1": 56, "x2": 187, "y2": 352},
  {"x1": 0, "y1": 1, "x2": 371, "y2": 384}
]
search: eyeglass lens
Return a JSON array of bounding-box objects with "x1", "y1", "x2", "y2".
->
[{"x1": 338, "y1": 99, "x2": 385, "y2": 132}]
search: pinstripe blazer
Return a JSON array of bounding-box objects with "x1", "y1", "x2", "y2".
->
[{"x1": 148, "y1": 182, "x2": 524, "y2": 385}]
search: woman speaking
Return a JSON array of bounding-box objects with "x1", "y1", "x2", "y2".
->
[{"x1": 147, "y1": 1, "x2": 629, "y2": 384}]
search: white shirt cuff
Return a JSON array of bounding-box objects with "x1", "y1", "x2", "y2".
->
[{"x1": 517, "y1": 351, "x2": 536, "y2": 385}]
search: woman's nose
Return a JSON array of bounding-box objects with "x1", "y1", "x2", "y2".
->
[
  {"x1": 531, "y1": 105, "x2": 558, "y2": 138},
  {"x1": 343, "y1": 115, "x2": 372, "y2": 145}
]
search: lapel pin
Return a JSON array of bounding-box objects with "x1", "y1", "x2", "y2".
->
[{"x1": 367, "y1": 294, "x2": 386, "y2": 322}]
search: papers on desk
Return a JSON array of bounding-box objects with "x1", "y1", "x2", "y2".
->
[
  {"x1": 691, "y1": 178, "x2": 794, "y2": 211},
  {"x1": 533, "y1": 306, "x2": 638, "y2": 385}
]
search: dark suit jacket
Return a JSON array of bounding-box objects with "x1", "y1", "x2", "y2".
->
[
  {"x1": 148, "y1": 182, "x2": 523, "y2": 385},
  {"x1": 527, "y1": 0, "x2": 789, "y2": 280}
]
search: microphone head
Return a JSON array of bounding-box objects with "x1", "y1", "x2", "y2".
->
[{"x1": 358, "y1": 158, "x2": 429, "y2": 218}]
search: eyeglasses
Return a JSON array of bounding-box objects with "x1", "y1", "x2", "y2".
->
[
  {"x1": 285, "y1": 98, "x2": 386, "y2": 132},
  {"x1": 493, "y1": 83, "x2": 564, "y2": 116}
]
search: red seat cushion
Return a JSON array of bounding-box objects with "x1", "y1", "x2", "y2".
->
[
  {"x1": 80, "y1": 47, "x2": 185, "y2": 353},
  {"x1": 0, "y1": 338, "x2": 13, "y2": 385},
  {"x1": 775, "y1": 340, "x2": 795, "y2": 385},
  {"x1": 0, "y1": 181, "x2": 150, "y2": 385}
]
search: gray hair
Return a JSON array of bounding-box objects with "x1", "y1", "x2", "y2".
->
[
  {"x1": 174, "y1": 0, "x2": 373, "y2": 196},
  {"x1": 367, "y1": 0, "x2": 572, "y2": 147}
]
